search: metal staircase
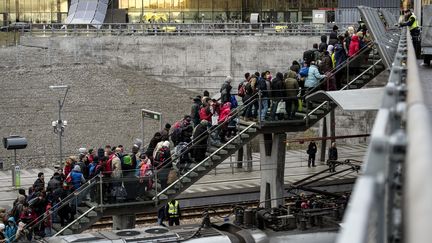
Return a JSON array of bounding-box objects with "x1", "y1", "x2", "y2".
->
[{"x1": 21, "y1": 22, "x2": 395, "y2": 241}]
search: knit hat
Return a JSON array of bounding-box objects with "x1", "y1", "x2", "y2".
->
[
  {"x1": 73, "y1": 165, "x2": 81, "y2": 172},
  {"x1": 0, "y1": 223, "x2": 4, "y2": 230},
  {"x1": 162, "y1": 141, "x2": 170, "y2": 147},
  {"x1": 78, "y1": 147, "x2": 87, "y2": 155},
  {"x1": 225, "y1": 76, "x2": 233, "y2": 83}
]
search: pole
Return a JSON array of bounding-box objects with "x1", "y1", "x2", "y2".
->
[
  {"x1": 58, "y1": 99, "x2": 63, "y2": 169},
  {"x1": 320, "y1": 116, "x2": 327, "y2": 162},
  {"x1": 141, "y1": 111, "x2": 145, "y2": 145},
  {"x1": 12, "y1": 149, "x2": 16, "y2": 187}
]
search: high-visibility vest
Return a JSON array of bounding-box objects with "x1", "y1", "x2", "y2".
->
[
  {"x1": 168, "y1": 201, "x2": 179, "y2": 217},
  {"x1": 409, "y1": 14, "x2": 419, "y2": 31}
]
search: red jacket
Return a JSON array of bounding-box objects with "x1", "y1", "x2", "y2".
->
[
  {"x1": 199, "y1": 107, "x2": 212, "y2": 122},
  {"x1": 348, "y1": 35, "x2": 360, "y2": 57},
  {"x1": 218, "y1": 102, "x2": 231, "y2": 124}
]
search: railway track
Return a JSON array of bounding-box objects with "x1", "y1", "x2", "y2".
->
[{"x1": 90, "y1": 201, "x2": 259, "y2": 230}]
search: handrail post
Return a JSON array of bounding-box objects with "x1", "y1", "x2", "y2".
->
[
  {"x1": 154, "y1": 169, "x2": 159, "y2": 206},
  {"x1": 99, "y1": 174, "x2": 103, "y2": 208},
  {"x1": 258, "y1": 90, "x2": 262, "y2": 127}
]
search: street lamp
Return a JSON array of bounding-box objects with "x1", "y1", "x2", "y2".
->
[{"x1": 49, "y1": 85, "x2": 70, "y2": 169}]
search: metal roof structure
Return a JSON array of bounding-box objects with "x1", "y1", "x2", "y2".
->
[
  {"x1": 307, "y1": 88, "x2": 384, "y2": 111},
  {"x1": 65, "y1": 0, "x2": 108, "y2": 26}
]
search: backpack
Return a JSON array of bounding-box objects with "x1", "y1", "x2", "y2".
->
[
  {"x1": 88, "y1": 163, "x2": 97, "y2": 178},
  {"x1": 299, "y1": 66, "x2": 310, "y2": 77},
  {"x1": 245, "y1": 82, "x2": 253, "y2": 95},
  {"x1": 154, "y1": 147, "x2": 168, "y2": 164},
  {"x1": 238, "y1": 82, "x2": 246, "y2": 97},
  {"x1": 174, "y1": 142, "x2": 190, "y2": 164},
  {"x1": 170, "y1": 127, "x2": 183, "y2": 145},
  {"x1": 303, "y1": 50, "x2": 315, "y2": 63},
  {"x1": 257, "y1": 78, "x2": 267, "y2": 91}
]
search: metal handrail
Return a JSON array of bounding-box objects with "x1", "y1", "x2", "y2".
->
[
  {"x1": 405, "y1": 29, "x2": 432, "y2": 243},
  {"x1": 23, "y1": 177, "x2": 98, "y2": 229},
  {"x1": 303, "y1": 57, "x2": 383, "y2": 120},
  {"x1": 52, "y1": 205, "x2": 97, "y2": 237},
  {"x1": 301, "y1": 42, "x2": 376, "y2": 99},
  {"x1": 154, "y1": 122, "x2": 256, "y2": 200},
  {"x1": 340, "y1": 59, "x2": 383, "y2": 90}
]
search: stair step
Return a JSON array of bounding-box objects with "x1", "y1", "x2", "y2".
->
[
  {"x1": 174, "y1": 183, "x2": 183, "y2": 189},
  {"x1": 229, "y1": 138, "x2": 242, "y2": 144},
  {"x1": 240, "y1": 134, "x2": 250, "y2": 139},
  {"x1": 76, "y1": 215, "x2": 90, "y2": 224},
  {"x1": 204, "y1": 160, "x2": 213, "y2": 167},
  {"x1": 52, "y1": 223, "x2": 73, "y2": 235},
  {"x1": 166, "y1": 189, "x2": 177, "y2": 195},
  {"x1": 205, "y1": 153, "x2": 221, "y2": 161},
  {"x1": 313, "y1": 109, "x2": 325, "y2": 114},
  {"x1": 188, "y1": 171, "x2": 198, "y2": 177},
  {"x1": 214, "y1": 144, "x2": 236, "y2": 150},
  {"x1": 181, "y1": 177, "x2": 191, "y2": 183},
  {"x1": 208, "y1": 146, "x2": 228, "y2": 154},
  {"x1": 77, "y1": 207, "x2": 97, "y2": 217},
  {"x1": 184, "y1": 163, "x2": 206, "y2": 172},
  {"x1": 159, "y1": 194, "x2": 168, "y2": 200}
]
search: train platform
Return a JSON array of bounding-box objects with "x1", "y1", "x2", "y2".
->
[{"x1": 0, "y1": 143, "x2": 368, "y2": 210}]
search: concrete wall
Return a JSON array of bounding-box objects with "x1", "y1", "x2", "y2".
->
[{"x1": 21, "y1": 35, "x2": 319, "y2": 93}]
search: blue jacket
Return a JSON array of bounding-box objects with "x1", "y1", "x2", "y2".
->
[
  {"x1": 70, "y1": 171, "x2": 85, "y2": 190},
  {"x1": 5, "y1": 217, "x2": 17, "y2": 243},
  {"x1": 304, "y1": 65, "x2": 326, "y2": 88}
]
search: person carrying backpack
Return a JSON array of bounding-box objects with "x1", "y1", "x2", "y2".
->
[
  {"x1": 238, "y1": 72, "x2": 250, "y2": 102},
  {"x1": 220, "y1": 76, "x2": 233, "y2": 104},
  {"x1": 154, "y1": 141, "x2": 172, "y2": 189},
  {"x1": 257, "y1": 73, "x2": 269, "y2": 122}
]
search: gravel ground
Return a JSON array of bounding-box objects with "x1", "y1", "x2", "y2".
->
[{"x1": 0, "y1": 46, "x2": 198, "y2": 169}]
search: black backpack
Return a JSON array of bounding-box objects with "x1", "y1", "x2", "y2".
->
[{"x1": 245, "y1": 82, "x2": 253, "y2": 95}]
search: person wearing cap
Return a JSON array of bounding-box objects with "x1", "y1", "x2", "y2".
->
[
  {"x1": 220, "y1": 76, "x2": 233, "y2": 104},
  {"x1": 400, "y1": 9, "x2": 421, "y2": 58}
]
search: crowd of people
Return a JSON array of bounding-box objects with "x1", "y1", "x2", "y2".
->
[
  {"x1": 229, "y1": 23, "x2": 372, "y2": 122},
  {"x1": 0, "y1": 22, "x2": 370, "y2": 243}
]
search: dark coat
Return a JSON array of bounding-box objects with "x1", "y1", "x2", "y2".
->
[
  {"x1": 33, "y1": 178, "x2": 44, "y2": 192},
  {"x1": 328, "y1": 147, "x2": 338, "y2": 161},
  {"x1": 329, "y1": 31, "x2": 338, "y2": 46},
  {"x1": 270, "y1": 73, "x2": 286, "y2": 99},
  {"x1": 220, "y1": 81, "x2": 232, "y2": 104},
  {"x1": 192, "y1": 122, "x2": 209, "y2": 162},
  {"x1": 307, "y1": 142, "x2": 317, "y2": 155},
  {"x1": 319, "y1": 35, "x2": 328, "y2": 52}
]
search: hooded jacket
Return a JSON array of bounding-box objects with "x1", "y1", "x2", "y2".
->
[
  {"x1": 348, "y1": 35, "x2": 360, "y2": 57},
  {"x1": 334, "y1": 42, "x2": 348, "y2": 68},
  {"x1": 5, "y1": 217, "x2": 17, "y2": 243},
  {"x1": 305, "y1": 64, "x2": 326, "y2": 88},
  {"x1": 284, "y1": 71, "x2": 300, "y2": 98},
  {"x1": 270, "y1": 72, "x2": 286, "y2": 99},
  {"x1": 70, "y1": 165, "x2": 85, "y2": 190},
  {"x1": 319, "y1": 35, "x2": 328, "y2": 53}
]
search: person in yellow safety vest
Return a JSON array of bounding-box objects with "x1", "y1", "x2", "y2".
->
[
  {"x1": 166, "y1": 200, "x2": 181, "y2": 226},
  {"x1": 400, "y1": 9, "x2": 421, "y2": 58}
]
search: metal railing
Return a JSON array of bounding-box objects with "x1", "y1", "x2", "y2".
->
[
  {"x1": 336, "y1": 27, "x2": 409, "y2": 243},
  {"x1": 405, "y1": 30, "x2": 432, "y2": 243},
  {"x1": 11, "y1": 22, "x2": 357, "y2": 37},
  {"x1": 154, "y1": 122, "x2": 256, "y2": 201}
]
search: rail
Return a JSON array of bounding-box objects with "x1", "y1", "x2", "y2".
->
[
  {"x1": 154, "y1": 122, "x2": 256, "y2": 200},
  {"x1": 405, "y1": 30, "x2": 432, "y2": 243},
  {"x1": 336, "y1": 27, "x2": 408, "y2": 243},
  {"x1": 52, "y1": 205, "x2": 96, "y2": 237},
  {"x1": 11, "y1": 22, "x2": 358, "y2": 37}
]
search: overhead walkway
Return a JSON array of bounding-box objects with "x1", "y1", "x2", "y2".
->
[{"x1": 21, "y1": 7, "x2": 399, "y2": 238}]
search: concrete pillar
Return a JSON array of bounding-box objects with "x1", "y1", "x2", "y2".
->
[
  {"x1": 320, "y1": 116, "x2": 327, "y2": 162},
  {"x1": 113, "y1": 214, "x2": 136, "y2": 230},
  {"x1": 259, "y1": 133, "x2": 286, "y2": 209},
  {"x1": 244, "y1": 142, "x2": 253, "y2": 172}
]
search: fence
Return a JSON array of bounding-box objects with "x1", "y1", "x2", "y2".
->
[{"x1": 9, "y1": 22, "x2": 357, "y2": 37}]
